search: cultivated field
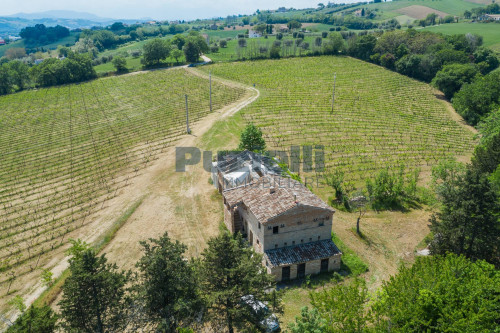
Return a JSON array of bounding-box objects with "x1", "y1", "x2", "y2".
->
[
  {"x1": 0, "y1": 68, "x2": 245, "y2": 309},
  {"x1": 422, "y1": 22, "x2": 500, "y2": 52},
  {"x1": 395, "y1": 5, "x2": 449, "y2": 19},
  {"x1": 201, "y1": 57, "x2": 477, "y2": 184}
]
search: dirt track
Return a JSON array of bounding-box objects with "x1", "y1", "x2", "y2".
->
[{"x1": 2, "y1": 65, "x2": 259, "y2": 327}]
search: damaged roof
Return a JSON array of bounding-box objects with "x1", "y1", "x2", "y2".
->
[
  {"x1": 223, "y1": 175, "x2": 334, "y2": 224},
  {"x1": 265, "y1": 239, "x2": 342, "y2": 267}
]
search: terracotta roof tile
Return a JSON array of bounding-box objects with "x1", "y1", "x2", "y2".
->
[{"x1": 223, "y1": 175, "x2": 334, "y2": 224}]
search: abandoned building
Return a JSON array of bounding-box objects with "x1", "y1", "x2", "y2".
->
[
  {"x1": 221, "y1": 173, "x2": 342, "y2": 282},
  {"x1": 211, "y1": 150, "x2": 282, "y2": 193}
]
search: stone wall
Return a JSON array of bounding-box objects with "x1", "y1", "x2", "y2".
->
[{"x1": 268, "y1": 254, "x2": 342, "y2": 281}]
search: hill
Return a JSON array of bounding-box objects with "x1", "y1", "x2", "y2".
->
[
  {"x1": 200, "y1": 57, "x2": 477, "y2": 184},
  {"x1": 422, "y1": 22, "x2": 500, "y2": 52},
  {"x1": 0, "y1": 68, "x2": 246, "y2": 314}
]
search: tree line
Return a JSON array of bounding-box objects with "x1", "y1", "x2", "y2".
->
[
  {"x1": 20, "y1": 24, "x2": 70, "y2": 46},
  {"x1": 7, "y1": 231, "x2": 281, "y2": 333},
  {"x1": 0, "y1": 50, "x2": 96, "y2": 94}
]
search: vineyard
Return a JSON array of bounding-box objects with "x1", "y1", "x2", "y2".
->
[
  {"x1": 0, "y1": 68, "x2": 245, "y2": 304},
  {"x1": 201, "y1": 57, "x2": 477, "y2": 183}
]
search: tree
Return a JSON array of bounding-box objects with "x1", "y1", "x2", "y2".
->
[
  {"x1": 59, "y1": 248, "x2": 131, "y2": 333},
  {"x1": 473, "y1": 47, "x2": 499, "y2": 74},
  {"x1": 199, "y1": 232, "x2": 278, "y2": 333},
  {"x1": 7, "y1": 305, "x2": 58, "y2": 333},
  {"x1": 135, "y1": 232, "x2": 200, "y2": 332},
  {"x1": 183, "y1": 41, "x2": 200, "y2": 63},
  {"x1": 143, "y1": 38, "x2": 170, "y2": 66},
  {"x1": 270, "y1": 45, "x2": 281, "y2": 59},
  {"x1": 431, "y1": 63, "x2": 480, "y2": 100},
  {"x1": 172, "y1": 34, "x2": 186, "y2": 50},
  {"x1": 220, "y1": 39, "x2": 227, "y2": 48},
  {"x1": 347, "y1": 34, "x2": 376, "y2": 61},
  {"x1": 472, "y1": 132, "x2": 500, "y2": 175},
  {"x1": 287, "y1": 20, "x2": 302, "y2": 30},
  {"x1": 0, "y1": 65, "x2": 13, "y2": 95},
  {"x1": 373, "y1": 254, "x2": 500, "y2": 332},
  {"x1": 452, "y1": 71, "x2": 500, "y2": 125},
  {"x1": 111, "y1": 56, "x2": 127, "y2": 72},
  {"x1": 322, "y1": 33, "x2": 345, "y2": 55},
  {"x1": 237, "y1": 38, "x2": 247, "y2": 48},
  {"x1": 310, "y1": 279, "x2": 370, "y2": 332},
  {"x1": 288, "y1": 307, "x2": 326, "y2": 333},
  {"x1": 171, "y1": 48, "x2": 183, "y2": 64},
  {"x1": 238, "y1": 123, "x2": 266, "y2": 152},
  {"x1": 429, "y1": 164, "x2": 499, "y2": 266}
]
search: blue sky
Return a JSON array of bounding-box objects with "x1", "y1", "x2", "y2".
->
[{"x1": 2, "y1": 0, "x2": 362, "y2": 20}]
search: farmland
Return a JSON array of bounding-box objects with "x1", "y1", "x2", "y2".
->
[
  {"x1": 0, "y1": 68, "x2": 245, "y2": 309},
  {"x1": 422, "y1": 23, "x2": 500, "y2": 52},
  {"x1": 201, "y1": 56, "x2": 477, "y2": 184}
]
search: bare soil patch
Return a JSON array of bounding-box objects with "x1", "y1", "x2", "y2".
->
[{"x1": 396, "y1": 5, "x2": 449, "y2": 19}]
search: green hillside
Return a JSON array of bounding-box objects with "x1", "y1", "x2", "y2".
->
[
  {"x1": 201, "y1": 57, "x2": 477, "y2": 183},
  {"x1": 0, "y1": 68, "x2": 245, "y2": 300},
  {"x1": 422, "y1": 22, "x2": 500, "y2": 51}
]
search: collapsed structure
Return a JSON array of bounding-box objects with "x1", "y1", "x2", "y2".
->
[{"x1": 212, "y1": 151, "x2": 342, "y2": 281}]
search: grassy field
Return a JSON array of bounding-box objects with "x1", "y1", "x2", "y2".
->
[
  {"x1": 422, "y1": 22, "x2": 500, "y2": 52},
  {"x1": 0, "y1": 32, "x2": 79, "y2": 57},
  {"x1": 0, "y1": 68, "x2": 245, "y2": 311},
  {"x1": 201, "y1": 56, "x2": 476, "y2": 184},
  {"x1": 357, "y1": 0, "x2": 481, "y2": 17}
]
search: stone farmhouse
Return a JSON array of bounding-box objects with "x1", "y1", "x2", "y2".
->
[{"x1": 212, "y1": 151, "x2": 342, "y2": 281}]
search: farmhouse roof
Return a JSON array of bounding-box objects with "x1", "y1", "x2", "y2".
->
[
  {"x1": 265, "y1": 239, "x2": 341, "y2": 267},
  {"x1": 223, "y1": 175, "x2": 334, "y2": 224}
]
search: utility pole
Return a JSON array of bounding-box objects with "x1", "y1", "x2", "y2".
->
[
  {"x1": 331, "y1": 73, "x2": 337, "y2": 112},
  {"x1": 209, "y1": 70, "x2": 212, "y2": 112},
  {"x1": 185, "y1": 94, "x2": 190, "y2": 134}
]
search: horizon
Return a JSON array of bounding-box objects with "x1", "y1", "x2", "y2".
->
[{"x1": 2, "y1": 0, "x2": 363, "y2": 21}]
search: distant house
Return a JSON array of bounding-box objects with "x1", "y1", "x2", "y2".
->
[
  {"x1": 0, "y1": 39, "x2": 5, "y2": 46},
  {"x1": 354, "y1": 9, "x2": 363, "y2": 17},
  {"x1": 34, "y1": 59, "x2": 44, "y2": 65},
  {"x1": 9, "y1": 36, "x2": 22, "y2": 41},
  {"x1": 485, "y1": 14, "x2": 500, "y2": 21},
  {"x1": 249, "y1": 30, "x2": 262, "y2": 38}
]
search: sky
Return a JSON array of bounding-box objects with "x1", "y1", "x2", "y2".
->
[{"x1": 1, "y1": 0, "x2": 362, "y2": 21}]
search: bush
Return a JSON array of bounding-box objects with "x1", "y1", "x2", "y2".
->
[
  {"x1": 219, "y1": 39, "x2": 227, "y2": 48},
  {"x1": 210, "y1": 45, "x2": 219, "y2": 53},
  {"x1": 112, "y1": 56, "x2": 127, "y2": 72}
]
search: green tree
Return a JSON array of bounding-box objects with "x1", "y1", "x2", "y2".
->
[
  {"x1": 373, "y1": 254, "x2": 500, "y2": 332},
  {"x1": 59, "y1": 248, "x2": 131, "y2": 333},
  {"x1": 199, "y1": 232, "x2": 278, "y2": 333},
  {"x1": 143, "y1": 38, "x2": 171, "y2": 66},
  {"x1": 111, "y1": 56, "x2": 127, "y2": 72},
  {"x1": 347, "y1": 34, "x2": 376, "y2": 61},
  {"x1": 183, "y1": 41, "x2": 200, "y2": 63},
  {"x1": 429, "y1": 165, "x2": 499, "y2": 266},
  {"x1": 288, "y1": 307, "x2": 326, "y2": 333},
  {"x1": 171, "y1": 48, "x2": 183, "y2": 64},
  {"x1": 7, "y1": 305, "x2": 58, "y2": 333},
  {"x1": 310, "y1": 279, "x2": 370, "y2": 332},
  {"x1": 238, "y1": 123, "x2": 266, "y2": 152},
  {"x1": 452, "y1": 71, "x2": 500, "y2": 125},
  {"x1": 6, "y1": 60, "x2": 30, "y2": 90},
  {"x1": 172, "y1": 34, "x2": 186, "y2": 50},
  {"x1": 432, "y1": 63, "x2": 480, "y2": 100},
  {"x1": 270, "y1": 45, "x2": 281, "y2": 59},
  {"x1": 0, "y1": 65, "x2": 13, "y2": 95},
  {"x1": 135, "y1": 232, "x2": 200, "y2": 332},
  {"x1": 322, "y1": 32, "x2": 345, "y2": 55},
  {"x1": 287, "y1": 20, "x2": 302, "y2": 30}
]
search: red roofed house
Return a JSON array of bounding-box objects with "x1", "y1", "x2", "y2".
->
[
  {"x1": 0, "y1": 39, "x2": 5, "y2": 46},
  {"x1": 222, "y1": 175, "x2": 342, "y2": 281}
]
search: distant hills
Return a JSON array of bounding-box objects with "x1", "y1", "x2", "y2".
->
[{"x1": 0, "y1": 10, "x2": 148, "y2": 37}]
